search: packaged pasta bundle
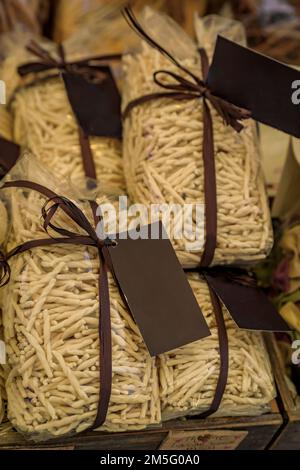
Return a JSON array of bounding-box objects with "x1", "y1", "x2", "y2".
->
[
  {"x1": 1, "y1": 28, "x2": 125, "y2": 195},
  {"x1": 0, "y1": 0, "x2": 48, "y2": 35},
  {"x1": 0, "y1": 154, "x2": 160, "y2": 440},
  {"x1": 122, "y1": 8, "x2": 272, "y2": 268},
  {"x1": 159, "y1": 272, "x2": 276, "y2": 420}
]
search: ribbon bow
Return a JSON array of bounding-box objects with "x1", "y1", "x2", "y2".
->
[
  {"x1": 0, "y1": 180, "x2": 113, "y2": 430},
  {"x1": 18, "y1": 40, "x2": 120, "y2": 85},
  {"x1": 122, "y1": 7, "x2": 251, "y2": 267}
]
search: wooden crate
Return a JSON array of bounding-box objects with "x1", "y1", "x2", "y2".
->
[
  {"x1": 0, "y1": 405, "x2": 282, "y2": 450},
  {"x1": 265, "y1": 334, "x2": 300, "y2": 450}
]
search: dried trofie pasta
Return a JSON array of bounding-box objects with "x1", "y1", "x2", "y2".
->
[
  {"x1": 1, "y1": 32, "x2": 125, "y2": 195},
  {"x1": 0, "y1": 156, "x2": 160, "y2": 440},
  {"x1": 159, "y1": 272, "x2": 275, "y2": 419},
  {"x1": 122, "y1": 9, "x2": 273, "y2": 267}
]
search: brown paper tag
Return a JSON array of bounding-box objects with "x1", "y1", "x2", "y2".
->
[
  {"x1": 106, "y1": 222, "x2": 210, "y2": 356},
  {"x1": 208, "y1": 36, "x2": 300, "y2": 138},
  {"x1": 204, "y1": 273, "x2": 290, "y2": 332},
  {"x1": 0, "y1": 137, "x2": 20, "y2": 179},
  {"x1": 159, "y1": 430, "x2": 248, "y2": 450},
  {"x1": 62, "y1": 66, "x2": 121, "y2": 138}
]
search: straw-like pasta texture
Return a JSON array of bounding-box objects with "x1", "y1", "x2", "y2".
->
[
  {"x1": 1, "y1": 181, "x2": 160, "y2": 440},
  {"x1": 159, "y1": 272, "x2": 275, "y2": 420},
  {"x1": 122, "y1": 23, "x2": 273, "y2": 267},
  {"x1": 11, "y1": 75, "x2": 125, "y2": 194}
]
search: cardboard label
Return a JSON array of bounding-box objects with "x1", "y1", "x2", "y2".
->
[
  {"x1": 106, "y1": 222, "x2": 210, "y2": 356},
  {"x1": 0, "y1": 137, "x2": 20, "y2": 179},
  {"x1": 62, "y1": 66, "x2": 122, "y2": 138},
  {"x1": 159, "y1": 430, "x2": 248, "y2": 450},
  {"x1": 208, "y1": 36, "x2": 300, "y2": 138}
]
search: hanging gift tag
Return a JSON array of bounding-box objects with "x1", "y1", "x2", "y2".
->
[
  {"x1": 208, "y1": 36, "x2": 300, "y2": 138},
  {"x1": 105, "y1": 221, "x2": 210, "y2": 356},
  {"x1": 0, "y1": 137, "x2": 20, "y2": 179},
  {"x1": 62, "y1": 66, "x2": 122, "y2": 138},
  {"x1": 204, "y1": 273, "x2": 290, "y2": 332}
]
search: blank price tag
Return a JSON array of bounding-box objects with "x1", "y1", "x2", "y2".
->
[{"x1": 106, "y1": 222, "x2": 210, "y2": 356}]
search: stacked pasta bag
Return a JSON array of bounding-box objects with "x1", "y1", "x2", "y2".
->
[
  {"x1": 122, "y1": 8, "x2": 272, "y2": 267},
  {"x1": 0, "y1": 154, "x2": 160, "y2": 439}
]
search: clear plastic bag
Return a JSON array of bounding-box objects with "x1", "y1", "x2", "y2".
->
[
  {"x1": 0, "y1": 0, "x2": 48, "y2": 35},
  {"x1": 0, "y1": 154, "x2": 160, "y2": 440},
  {"x1": 0, "y1": 29, "x2": 125, "y2": 196},
  {"x1": 53, "y1": 0, "x2": 170, "y2": 47},
  {"x1": 159, "y1": 272, "x2": 276, "y2": 420},
  {"x1": 122, "y1": 8, "x2": 273, "y2": 268}
]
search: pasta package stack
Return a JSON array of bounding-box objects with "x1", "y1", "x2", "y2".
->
[
  {"x1": 0, "y1": 155, "x2": 160, "y2": 440},
  {"x1": 160, "y1": 272, "x2": 276, "y2": 419},
  {"x1": 122, "y1": 9, "x2": 272, "y2": 267},
  {"x1": 0, "y1": 30, "x2": 125, "y2": 195}
]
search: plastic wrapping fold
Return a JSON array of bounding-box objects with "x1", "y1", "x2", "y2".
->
[
  {"x1": 122, "y1": 8, "x2": 273, "y2": 268},
  {"x1": 0, "y1": 154, "x2": 160, "y2": 441},
  {"x1": 160, "y1": 272, "x2": 276, "y2": 421},
  {"x1": 53, "y1": 0, "x2": 170, "y2": 47},
  {"x1": 0, "y1": 0, "x2": 48, "y2": 35},
  {"x1": 0, "y1": 28, "x2": 125, "y2": 196}
]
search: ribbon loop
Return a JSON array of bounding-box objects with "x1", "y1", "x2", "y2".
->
[
  {"x1": 0, "y1": 249, "x2": 11, "y2": 287},
  {"x1": 153, "y1": 70, "x2": 205, "y2": 96},
  {"x1": 19, "y1": 40, "x2": 120, "y2": 87}
]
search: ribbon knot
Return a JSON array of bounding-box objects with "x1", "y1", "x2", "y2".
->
[
  {"x1": 18, "y1": 40, "x2": 120, "y2": 86},
  {"x1": 0, "y1": 249, "x2": 10, "y2": 287}
]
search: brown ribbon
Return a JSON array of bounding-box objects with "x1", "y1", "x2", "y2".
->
[
  {"x1": 0, "y1": 180, "x2": 112, "y2": 429},
  {"x1": 122, "y1": 6, "x2": 251, "y2": 268},
  {"x1": 17, "y1": 41, "x2": 121, "y2": 183}
]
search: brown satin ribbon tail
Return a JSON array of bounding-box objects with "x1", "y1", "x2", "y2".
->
[{"x1": 198, "y1": 284, "x2": 229, "y2": 418}]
